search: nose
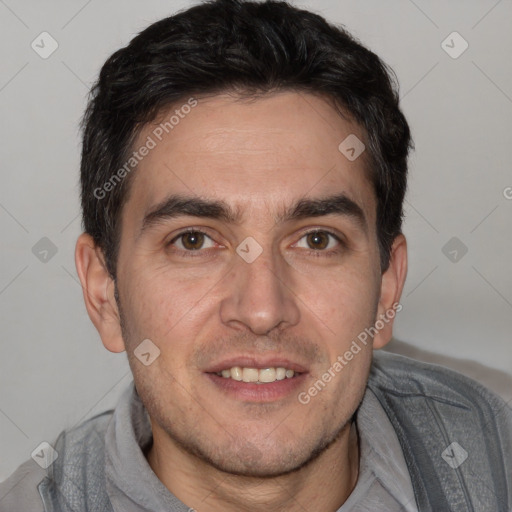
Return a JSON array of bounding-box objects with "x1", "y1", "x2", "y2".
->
[{"x1": 219, "y1": 243, "x2": 300, "y2": 335}]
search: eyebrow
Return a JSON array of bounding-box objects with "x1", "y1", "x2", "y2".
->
[{"x1": 138, "y1": 192, "x2": 368, "y2": 239}]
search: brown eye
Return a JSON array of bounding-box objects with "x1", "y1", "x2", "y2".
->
[
  {"x1": 180, "y1": 231, "x2": 205, "y2": 250},
  {"x1": 170, "y1": 230, "x2": 216, "y2": 252},
  {"x1": 294, "y1": 230, "x2": 343, "y2": 255},
  {"x1": 306, "y1": 231, "x2": 330, "y2": 250}
]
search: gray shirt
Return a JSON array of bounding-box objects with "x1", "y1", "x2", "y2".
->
[{"x1": 0, "y1": 380, "x2": 418, "y2": 511}]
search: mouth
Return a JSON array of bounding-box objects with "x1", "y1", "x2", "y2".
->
[
  {"x1": 214, "y1": 366, "x2": 299, "y2": 383},
  {"x1": 204, "y1": 357, "x2": 308, "y2": 402}
]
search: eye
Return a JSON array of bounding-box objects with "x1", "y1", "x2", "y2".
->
[
  {"x1": 294, "y1": 230, "x2": 342, "y2": 252},
  {"x1": 169, "y1": 230, "x2": 216, "y2": 251}
]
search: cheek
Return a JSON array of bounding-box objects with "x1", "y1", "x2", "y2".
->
[
  {"x1": 121, "y1": 264, "x2": 220, "y2": 346},
  {"x1": 295, "y1": 263, "x2": 379, "y2": 340}
]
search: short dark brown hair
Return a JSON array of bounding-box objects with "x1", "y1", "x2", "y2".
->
[{"x1": 80, "y1": 0, "x2": 412, "y2": 277}]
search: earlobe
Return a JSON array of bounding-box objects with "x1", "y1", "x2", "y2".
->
[
  {"x1": 373, "y1": 234, "x2": 408, "y2": 350},
  {"x1": 74, "y1": 233, "x2": 126, "y2": 353}
]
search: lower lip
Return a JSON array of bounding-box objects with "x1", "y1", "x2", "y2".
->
[{"x1": 205, "y1": 372, "x2": 307, "y2": 402}]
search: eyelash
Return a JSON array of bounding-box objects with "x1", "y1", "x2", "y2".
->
[
  {"x1": 166, "y1": 228, "x2": 346, "y2": 258},
  {"x1": 167, "y1": 228, "x2": 218, "y2": 259},
  {"x1": 302, "y1": 232, "x2": 346, "y2": 258}
]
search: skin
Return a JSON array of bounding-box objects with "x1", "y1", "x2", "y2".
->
[{"x1": 75, "y1": 91, "x2": 407, "y2": 512}]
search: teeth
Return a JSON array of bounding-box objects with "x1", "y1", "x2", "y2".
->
[
  {"x1": 259, "y1": 368, "x2": 276, "y2": 383},
  {"x1": 276, "y1": 367, "x2": 286, "y2": 380},
  {"x1": 242, "y1": 368, "x2": 259, "y2": 382},
  {"x1": 217, "y1": 366, "x2": 296, "y2": 383},
  {"x1": 231, "y1": 366, "x2": 243, "y2": 381}
]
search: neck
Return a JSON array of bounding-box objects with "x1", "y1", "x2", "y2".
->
[{"x1": 146, "y1": 419, "x2": 360, "y2": 512}]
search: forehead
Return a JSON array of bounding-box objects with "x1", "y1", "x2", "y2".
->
[{"x1": 123, "y1": 91, "x2": 376, "y2": 230}]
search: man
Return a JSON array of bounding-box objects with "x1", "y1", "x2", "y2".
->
[{"x1": 1, "y1": 0, "x2": 511, "y2": 510}]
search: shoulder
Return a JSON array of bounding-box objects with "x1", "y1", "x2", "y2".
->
[
  {"x1": 368, "y1": 350, "x2": 512, "y2": 508},
  {"x1": 368, "y1": 350, "x2": 512, "y2": 456},
  {"x1": 370, "y1": 349, "x2": 511, "y2": 414},
  {"x1": 0, "y1": 409, "x2": 115, "y2": 512},
  {"x1": 0, "y1": 458, "x2": 46, "y2": 512}
]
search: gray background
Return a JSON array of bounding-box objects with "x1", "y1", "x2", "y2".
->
[{"x1": 1, "y1": 0, "x2": 511, "y2": 480}]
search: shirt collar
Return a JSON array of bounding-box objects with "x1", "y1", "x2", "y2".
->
[
  {"x1": 104, "y1": 381, "x2": 190, "y2": 511},
  {"x1": 341, "y1": 386, "x2": 418, "y2": 511}
]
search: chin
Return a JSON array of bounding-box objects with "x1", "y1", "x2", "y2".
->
[
  {"x1": 204, "y1": 449, "x2": 309, "y2": 478},
  {"x1": 187, "y1": 430, "x2": 340, "y2": 479}
]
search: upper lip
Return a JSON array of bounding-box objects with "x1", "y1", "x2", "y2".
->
[{"x1": 204, "y1": 356, "x2": 309, "y2": 374}]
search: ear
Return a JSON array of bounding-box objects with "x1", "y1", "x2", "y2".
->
[
  {"x1": 74, "y1": 232, "x2": 126, "y2": 353},
  {"x1": 372, "y1": 233, "x2": 408, "y2": 350}
]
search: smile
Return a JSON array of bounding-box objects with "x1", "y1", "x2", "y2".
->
[{"x1": 216, "y1": 366, "x2": 298, "y2": 384}]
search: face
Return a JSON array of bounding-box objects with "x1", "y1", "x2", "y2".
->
[{"x1": 102, "y1": 91, "x2": 395, "y2": 476}]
